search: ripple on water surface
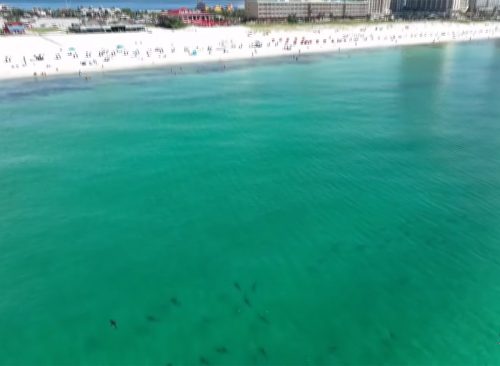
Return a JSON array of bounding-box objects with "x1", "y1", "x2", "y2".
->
[{"x1": 0, "y1": 41, "x2": 500, "y2": 365}]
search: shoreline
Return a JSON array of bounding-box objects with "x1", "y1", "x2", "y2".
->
[
  {"x1": 4, "y1": 36, "x2": 495, "y2": 84},
  {"x1": 1, "y1": 21, "x2": 499, "y2": 81}
]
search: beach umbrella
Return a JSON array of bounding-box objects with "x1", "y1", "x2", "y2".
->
[
  {"x1": 68, "y1": 47, "x2": 76, "y2": 52},
  {"x1": 117, "y1": 44, "x2": 124, "y2": 49}
]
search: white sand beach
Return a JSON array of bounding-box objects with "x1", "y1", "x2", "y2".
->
[{"x1": 1, "y1": 21, "x2": 499, "y2": 80}]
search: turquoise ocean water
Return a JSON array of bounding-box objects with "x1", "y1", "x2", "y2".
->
[{"x1": 1, "y1": 41, "x2": 500, "y2": 365}]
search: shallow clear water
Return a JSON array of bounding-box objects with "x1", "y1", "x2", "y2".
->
[{"x1": 1, "y1": 41, "x2": 500, "y2": 365}]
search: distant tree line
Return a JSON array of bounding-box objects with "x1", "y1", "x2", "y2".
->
[{"x1": 157, "y1": 16, "x2": 186, "y2": 29}]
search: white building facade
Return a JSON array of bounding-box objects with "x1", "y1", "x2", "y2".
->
[
  {"x1": 470, "y1": 0, "x2": 500, "y2": 11},
  {"x1": 245, "y1": 0, "x2": 391, "y2": 19}
]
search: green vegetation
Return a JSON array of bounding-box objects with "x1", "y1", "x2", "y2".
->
[
  {"x1": 287, "y1": 14, "x2": 298, "y2": 24},
  {"x1": 157, "y1": 16, "x2": 187, "y2": 29},
  {"x1": 4, "y1": 7, "x2": 26, "y2": 21},
  {"x1": 218, "y1": 8, "x2": 246, "y2": 19},
  {"x1": 119, "y1": 7, "x2": 155, "y2": 21},
  {"x1": 121, "y1": 8, "x2": 135, "y2": 17},
  {"x1": 202, "y1": 8, "x2": 247, "y2": 23},
  {"x1": 51, "y1": 8, "x2": 81, "y2": 17},
  {"x1": 30, "y1": 27, "x2": 61, "y2": 34}
]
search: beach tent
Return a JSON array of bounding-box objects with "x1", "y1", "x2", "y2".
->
[{"x1": 3, "y1": 22, "x2": 26, "y2": 34}]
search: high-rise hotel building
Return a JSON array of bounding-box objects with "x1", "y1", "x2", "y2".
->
[
  {"x1": 245, "y1": 0, "x2": 391, "y2": 20},
  {"x1": 403, "y1": 0, "x2": 467, "y2": 13},
  {"x1": 390, "y1": 0, "x2": 473, "y2": 14},
  {"x1": 469, "y1": 0, "x2": 500, "y2": 11}
]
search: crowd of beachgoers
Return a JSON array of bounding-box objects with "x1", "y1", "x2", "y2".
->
[{"x1": 0, "y1": 21, "x2": 499, "y2": 80}]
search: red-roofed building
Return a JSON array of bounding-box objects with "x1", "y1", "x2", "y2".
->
[{"x1": 160, "y1": 8, "x2": 227, "y2": 26}]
